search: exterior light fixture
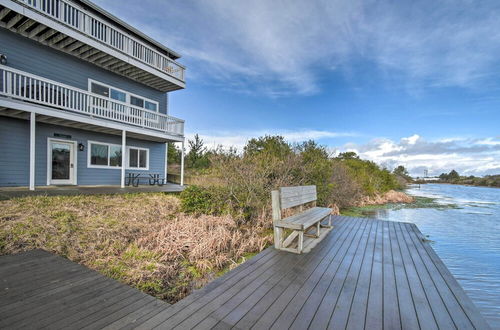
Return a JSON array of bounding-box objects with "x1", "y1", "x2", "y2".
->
[
  {"x1": 78, "y1": 143, "x2": 85, "y2": 151},
  {"x1": 0, "y1": 54, "x2": 7, "y2": 65}
]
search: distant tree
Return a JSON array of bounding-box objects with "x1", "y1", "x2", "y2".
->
[
  {"x1": 439, "y1": 172, "x2": 448, "y2": 181},
  {"x1": 336, "y1": 151, "x2": 359, "y2": 160},
  {"x1": 167, "y1": 143, "x2": 181, "y2": 165},
  {"x1": 187, "y1": 134, "x2": 209, "y2": 169},
  {"x1": 448, "y1": 169, "x2": 460, "y2": 181},
  {"x1": 393, "y1": 165, "x2": 409, "y2": 177},
  {"x1": 244, "y1": 135, "x2": 292, "y2": 158}
]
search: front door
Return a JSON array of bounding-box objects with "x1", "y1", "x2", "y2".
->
[{"x1": 49, "y1": 140, "x2": 76, "y2": 185}]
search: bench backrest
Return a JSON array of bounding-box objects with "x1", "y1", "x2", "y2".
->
[{"x1": 271, "y1": 185, "x2": 317, "y2": 221}]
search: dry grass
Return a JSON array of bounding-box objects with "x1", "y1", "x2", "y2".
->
[{"x1": 0, "y1": 193, "x2": 272, "y2": 303}]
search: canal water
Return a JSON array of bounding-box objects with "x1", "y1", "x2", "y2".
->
[{"x1": 363, "y1": 183, "x2": 500, "y2": 328}]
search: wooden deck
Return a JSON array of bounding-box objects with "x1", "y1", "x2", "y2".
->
[{"x1": 0, "y1": 216, "x2": 491, "y2": 329}]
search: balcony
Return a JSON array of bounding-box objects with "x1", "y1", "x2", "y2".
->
[
  {"x1": 0, "y1": 0, "x2": 186, "y2": 91},
  {"x1": 0, "y1": 65, "x2": 184, "y2": 138}
]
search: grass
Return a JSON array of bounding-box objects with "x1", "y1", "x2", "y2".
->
[
  {"x1": 341, "y1": 196, "x2": 460, "y2": 217},
  {"x1": 0, "y1": 193, "x2": 272, "y2": 303}
]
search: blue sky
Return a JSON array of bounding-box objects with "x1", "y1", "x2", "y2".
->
[{"x1": 94, "y1": 0, "x2": 500, "y2": 176}]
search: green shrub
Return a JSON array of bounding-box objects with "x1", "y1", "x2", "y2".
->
[{"x1": 180, "y1": 185, "x2": 228, "y2": 216}]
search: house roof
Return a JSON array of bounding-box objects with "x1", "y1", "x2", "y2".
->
[{"x1": 77, "y1": 0, "x2": 181, "y2": 60}]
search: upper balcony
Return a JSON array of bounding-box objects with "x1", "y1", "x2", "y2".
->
[
  {"x1": 0, "y1": 64, "x2": 184, "y2": 140},
  {"x1": 0, "y1": 0, "x2": 186, "y2": 92}
]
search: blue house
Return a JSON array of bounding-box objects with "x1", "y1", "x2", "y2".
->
[{"x1": 0, "y1": 0, "x2": 186, "y2": 190}]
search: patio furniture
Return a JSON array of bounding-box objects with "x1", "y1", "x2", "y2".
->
[
  {"x1": 271, "y1": 185, "x2": 333, "y2": 254},
  {"x1": 125, "y1": 173, "x2": 166, "y2": 187}
]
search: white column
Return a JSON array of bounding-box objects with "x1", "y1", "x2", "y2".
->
[
  {"x1": 164, "y1": 142, "x2": 168, "y2": 181},
  {"x1": 180, "y1": 140, "x2": 185, "y2": 186},
  {"x1": 29, "y1": 112, "x2": 36, "y2": 191},
  {"x1": 121, "y1": 130, "x2": 126, "y2": 188}
]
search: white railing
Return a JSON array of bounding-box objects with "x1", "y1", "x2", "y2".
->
[
  {"x1": 0, "y1": 65, "x2": 184, "y2": 136},
  {"x1": 17, "y1": 0, "x2": 185, "y2": 82}
]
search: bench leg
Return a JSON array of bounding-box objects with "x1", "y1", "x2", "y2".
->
[
  {"x1": 317, "y1": 221, "x2": 321, "y2": 237},
  {"x1": 297, "y1": 231, "x2": 304, "y2": 253},
  {"x1": 274, "y1": 226, "x2": 283, "y2": 250}
]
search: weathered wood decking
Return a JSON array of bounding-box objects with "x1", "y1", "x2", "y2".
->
[{"x1": 0, "y1": 216, "x2": 491, "y2": 329}]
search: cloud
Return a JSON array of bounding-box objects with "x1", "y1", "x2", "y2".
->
[
  {"x1": 341, "y1": 135, "x2": 500, "y2": 176},
  {"x1": 186, "y1": 129, "x2": 357, "y2": 151},
  {"x1": 96, "y1": 0, "x2": 500, "y2": 96}
]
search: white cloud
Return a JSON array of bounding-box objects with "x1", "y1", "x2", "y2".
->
[
  {"x1": 96, "y1": 0, "x2": 500, "y2": 96},
  {"x1": 186, "y1": 129, "x2": 357, "y2": 151},
  {"x1": 341, "y1": 135, "x2": 500, "y2": 176}
]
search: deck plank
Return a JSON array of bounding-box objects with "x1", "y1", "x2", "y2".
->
[
  {"x1": 0, "y1": 216, "x2": 490, "y2": 330},
  {"x1": 214, "y1": 216, "x2": 361, "y2": 329},
  {"x1": 230, "y1": 218, "x2": 360, "y2": 329}
]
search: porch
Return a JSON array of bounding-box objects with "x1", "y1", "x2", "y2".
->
[{"x1": 0, "y1": 183, "x2": 184, "y2": 200}]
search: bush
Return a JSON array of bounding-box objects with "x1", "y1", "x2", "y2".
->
[
  {"x1": 181, "y1": 137, "x2": 403, "y2": 224},
  {"x1": 179, "y1": 185, "x2": 228, "y2": 216}
]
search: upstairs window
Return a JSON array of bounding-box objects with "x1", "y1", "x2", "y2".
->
[{"x1": 88, "y1": 80, "x2": 159, "y2": 112}]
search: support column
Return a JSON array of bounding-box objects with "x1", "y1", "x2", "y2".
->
[
  {"x1": 121, "y1": 130, "x2": 126, "y2": 188},
  {"x1": 180, "y1": 140, "x2": 185, "y2": 186},
  {"x1": 29, "y1": 112, "x2": 36, "y2": 191},
  {"x1": 164, "y1": 142, "x2": 168, "y2": 182}
]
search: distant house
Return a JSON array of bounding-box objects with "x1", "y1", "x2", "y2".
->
[{"x1": 0, "y1": 0, "x2": 185, "y2": 190}]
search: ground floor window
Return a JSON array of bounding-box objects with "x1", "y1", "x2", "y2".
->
[
  {"x1": 127, "y1": 147, "x2": 148, "y2": 170},
  {"x1": 87, "y1": 141, "x2": 149, "y2": 170}
]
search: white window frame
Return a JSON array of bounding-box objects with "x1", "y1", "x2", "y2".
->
[
  {"x1": 87, "y1": 140, "x2": 124, "y2": 169},
  {"x1": 126, "y1": 146, "x2": 149, "y2": 170},
  {"x1": 87, "y1": 140, "x2": 149, "y2": 170},
  {"x1": 87, "y1": 79, "x2": 160, "y2": 112}
]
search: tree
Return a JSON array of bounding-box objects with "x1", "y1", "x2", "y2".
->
[
  {"x1": 244, "y1": 135, "x2": 292, "y2": 158},
  {"x1": 336, "y1": 151, "x2": 359, "y2": 160},
  {"x1": 448, "y1": 169, "x2": 460, "y2": 181},
  {"x1": 167, "y1": 143, "x2": 180, "y2": 165},
  {"x1": 393, "y1": 165, "x2": 409, "y2": 177},
  {"x1": 186, "y1": 134, "x2": 209, "y2": 169}
]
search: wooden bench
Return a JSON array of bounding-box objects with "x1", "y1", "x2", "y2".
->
[{"x1": 272, "y1": 185, "x2": 333, "y2": 254}]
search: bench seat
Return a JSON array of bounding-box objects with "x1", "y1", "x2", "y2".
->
[{"x1": 274, "y1": 207, "x2": 332, "y2": 230}]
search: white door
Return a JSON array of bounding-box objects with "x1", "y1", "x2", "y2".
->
[{"x1": 49, "y1": 140, "x2": 76, "y2": 185}]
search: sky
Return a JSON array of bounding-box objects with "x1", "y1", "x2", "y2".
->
[{"x1": 94, "y1": 0, "x2": 500, "y2": 177}]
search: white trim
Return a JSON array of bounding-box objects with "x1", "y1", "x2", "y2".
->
[
  {"x1": 88, "y1": 79, "x2": 160, "y2": 112},
  {"x1": 86, "y1": 140, "x2": 149, "y2": 170},
  {"x1": 126, "y1": 146, "x2": 149, "y2": 171},
  {"x1": 180, "y1": 140, "x2": 185, "y2": 186},
  {"x1": 0, "y1": 92, "x2": 185, "y2": 142},
  {"x1": 47, "y1": 138, "x2": 78, "y2": 185},
  {"x1": 87, "y1": 140, "x2": 123, "y2": 169},
  {"x1": 121, "y1": 131, "x2": 126, "y2": 188},
  {"x1": 29, "y1": 112, "x2": 36, "y2": 190},
  {"x1": 164, "y1": 142, "x2": 168, "y2": 180}
]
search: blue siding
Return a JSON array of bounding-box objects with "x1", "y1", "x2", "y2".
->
[
  {"x1": 0, "y1": 116, "x2": 166, "y2": 187},
  {"x1": 0, "y1": 29, "x2": 168, "y2": 114}
]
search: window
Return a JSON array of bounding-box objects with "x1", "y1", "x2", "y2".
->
[
  {"x1": 88, "y1": 80, "x2": 159, "y2": 112},
  {"x1": 87, "y1": 141, "x2": 149, "y2": 170},
  {"x1": 128, "y1": 147, "x2": 148, "y2": 170},
  {"x1": 145, "y1": 101, "x2": 157, "y2": 111},
  {"x1": 90, "y1": 143, "x2": 109, "y2": 166},
  {"x1": 88, "y1": 141, "x2": 122, "y2": 168},
  {"x1": 130, "y1": 95, "x2": 144, "y2": 108}
]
